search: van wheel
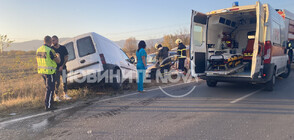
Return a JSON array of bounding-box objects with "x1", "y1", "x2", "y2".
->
[
  {"x1": 265, "y1": 70, "x2": 276, "y2": 91},
  {"x1": 112, "y1": 68, "x2": 122, "y2": 90},
  {"x1": 207, "y1": 80, "x2": 217, "y2": 87},
  {"x1": 280, "y1": 64, "x2": 291, "y2": 78}
]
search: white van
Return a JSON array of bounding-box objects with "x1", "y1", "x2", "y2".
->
[
  {"x1": 190, "y1": 2, "x2": 292, "y2": 91},
  {"x1": 62, "y1": 32, "x2": 137, "y2": 89}
]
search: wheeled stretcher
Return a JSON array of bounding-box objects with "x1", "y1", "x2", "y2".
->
[{"x1": 208, "y1": 53, "x2": 243, "y2": 70}]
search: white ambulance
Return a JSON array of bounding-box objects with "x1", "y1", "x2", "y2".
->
[
  {"x1": 276, "y1": 9, "x2": 294, "y2": 63},
  {"x1": 190, "y1": 1, "x2": 293, "y2": 91}
]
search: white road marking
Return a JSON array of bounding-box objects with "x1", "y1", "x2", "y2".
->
[
  {"x1": 0, "y1": 106, "x2": 74, "y2": 128},
  {"x1": 230, "y1": 88, "x2": 264, "y2": 104},
  {"x1": 0, "y1": 81, "x2": 197, "y2": 128}
]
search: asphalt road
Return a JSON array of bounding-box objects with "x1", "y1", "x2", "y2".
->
[{"x1": 0, "y1": 67, "x2": 294, "y2": 140}]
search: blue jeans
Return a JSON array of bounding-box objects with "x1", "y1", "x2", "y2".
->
[{"x1": 137, "y1": 69, "x2": 146, "y2": 91}]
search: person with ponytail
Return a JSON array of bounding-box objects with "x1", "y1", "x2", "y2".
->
[{"x1": 136, "y1": 41, "x2": 147, "y2": 92}]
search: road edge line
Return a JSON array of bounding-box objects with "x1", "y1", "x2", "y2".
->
[{"x1": 230, "y1": 88, "x2": 264, "y2": 104}]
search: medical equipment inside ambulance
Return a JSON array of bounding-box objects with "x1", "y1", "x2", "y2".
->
[{"x1": 207, "y1": 32, "x2": 244, "y2": 71}]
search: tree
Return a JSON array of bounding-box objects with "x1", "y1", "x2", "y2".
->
[
  {"x1": 0, "y1": 35, "x2": 14, "y2": 53},
  {"x1": 123, "y1": 37, "x2": 137, "y2": 56},
  {"x1": 161, "y1": 28, "x2": 190, "y2": 50},
  {"x1": 175, "y1": 28, "x2": 190, "y2": 46},
  {"x1": 146, "y1": 40, "x2": 157, "y2": 54},
  {"x1": 162, "y1": 34, "x2": 177, "y2": 50}
]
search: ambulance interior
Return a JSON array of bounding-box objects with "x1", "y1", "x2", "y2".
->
[{"x1": 205, "y1": 10, "x2": 257, "y2": 76}]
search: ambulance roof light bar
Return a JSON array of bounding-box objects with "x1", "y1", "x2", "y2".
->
[{"x1": 232, "y1": 1, "x2": 239, "y2": 7}]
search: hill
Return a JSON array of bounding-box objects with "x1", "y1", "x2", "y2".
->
[
  {"x1": 7, "y1": 38, "x2": 70, "y2": 51},
  {"x1": 6, "y1": 37, "x2": 163, "y2": 51}
]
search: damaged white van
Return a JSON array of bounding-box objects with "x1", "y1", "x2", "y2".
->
[
  {"x1": 62, "y1": 32, "x2": 137, "y2": 89},
  {"x1": 190, "y1": 2, "x2": 292, "y2": 91}
]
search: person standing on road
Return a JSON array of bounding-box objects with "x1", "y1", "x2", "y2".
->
[
  {"x1": 136, "y1": 41, "x2": 147, "y2": 92},
  {"x1": 175, "y1": 39, "x2": 187, "y2": 73},
  {"x1": 36, "y1": 36, "x2": 60, "y2": 111},
  {"x1": 51, "y1": 35, "x2": 72, "y2": 101},
  {"x1": 155, "y1": 43, "x2": 171, "y2": 75}
]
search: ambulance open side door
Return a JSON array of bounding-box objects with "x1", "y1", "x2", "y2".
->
[
  {"x1": 190, "y1": 10, "x2": 208, "y2": 77},
  {"x1": 251, "y1": 1, "x2": 265, "y2": 78}
]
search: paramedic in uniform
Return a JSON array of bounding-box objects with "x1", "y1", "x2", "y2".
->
[
  {"x1": 175, "y1": 39, "x2": 187, "y2": 72},
  {"x1": 36, "y1": 36, "x2": 60, "y2": 111},
  {"x1": 155, "y1": 43, "x2": 171, "y2": 75}
]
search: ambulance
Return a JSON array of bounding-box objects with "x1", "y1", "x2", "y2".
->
[
  {"x1": 276, "y1": 9, "x2": 294, "y2": 62},
  {"x1": 190, "y1": 1, "x2": 293, "y2": 91}
]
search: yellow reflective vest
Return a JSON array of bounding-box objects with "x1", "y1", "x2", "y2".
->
[
  {"x1": 177, "y1": 43, "x2": 187, "y2": 59},
  {"x1": 36, "y1": 45, "x2": 57, "y2": 75}
]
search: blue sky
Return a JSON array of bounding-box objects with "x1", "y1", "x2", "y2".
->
[{"x1": 0, "y1": 0, "x2": 294, "y2": 42}]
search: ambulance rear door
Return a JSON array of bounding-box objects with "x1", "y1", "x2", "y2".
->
[
  {"x1": 251, "y1": 1, "x2": 265, "y2": 78},
  {"x1": 190, "y1": 10, "x2": 208, "y2": 77}
]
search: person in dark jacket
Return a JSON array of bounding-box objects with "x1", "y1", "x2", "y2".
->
[
  {"x1": 52, "y1": 35, "x2": 72, "y2": 101},
  {"x1": 155, "y1": 43, "x2": 171, "y2": 74},
  {"x1": 175, "y1": 39, "x2": 187, "y2": 72}
]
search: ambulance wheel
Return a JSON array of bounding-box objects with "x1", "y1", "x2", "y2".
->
[
  {"x1": 207, "y1": 80, "x2": 217, "y2": 87},
  {"x1": 280, "y1": 64, "x2": 291, "y2": 78},
  {"x1": 265, "y1": 70, "x2": 276, "y2": 91}
]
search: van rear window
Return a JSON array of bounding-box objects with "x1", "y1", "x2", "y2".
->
[
  {"x1": 77, "y1": 36, "x2": 96, "y2": 57},
  {"x1": 64, "y1": 42, "x2": 75, "y2": 61}
]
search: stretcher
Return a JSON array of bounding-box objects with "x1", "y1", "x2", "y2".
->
[
  {"x1": 208, "y1": 53, "x2": 243, "y2": 71},
  {"x1": 206, "y1": 62, "x2": 248, "y2": 76}
]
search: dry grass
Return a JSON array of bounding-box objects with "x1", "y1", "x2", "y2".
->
[
  {"x1": 0, "y1": 53, "x2": 129, "y2": 114},
  {"x1": 0, "y1": 53, "x2": 102, "y2": 115},
  {"x1": 0, "y1": 53, "x2": 44, "y2": 115},
  {"x1": 0, "y1": 51, "x2": 182, "y2": 117}
]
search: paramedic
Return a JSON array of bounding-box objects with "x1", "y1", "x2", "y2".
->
[
  {"x1": 175, "y1": 39, "x2": 187, "y2": 72},
  {"x1": 52, "y1": 35, "x2": 72, "y2": 101},
  {"x1": 36, "y1": 36, "x2": 60, "y2": 111},
  {"x1": 155, "y1": 43, "x2": 171, "y2": 74},
  {"x1": 136, "y1": 41, "x2": 147, "y2": 92}
]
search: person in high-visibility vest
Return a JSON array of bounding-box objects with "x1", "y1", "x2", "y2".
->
[
  {"x1": 175, "y1": 39, "x2": 187, "y2": 72},
  {"x1": 36, "y1": 36, "x2": 60, "y2": 111},
  {"x1": 155, "y1": 43, "x2": 171, "y2": 75}
]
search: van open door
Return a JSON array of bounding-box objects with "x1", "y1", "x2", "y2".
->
[
  {"x1": 251, "y1": 1, "x2": 265, "y2": 78},
  {"x1": 190, "y1": 10, "x2": 208, "y2": 77}
]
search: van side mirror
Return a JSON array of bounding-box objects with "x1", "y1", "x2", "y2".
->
[{"x1": 130, "y1": 56, "x2": 135, "y2": 64}]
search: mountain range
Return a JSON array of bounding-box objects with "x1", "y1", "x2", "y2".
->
[{"x1": 6, "y1": 37, "x2": 163, "y2": 51}]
